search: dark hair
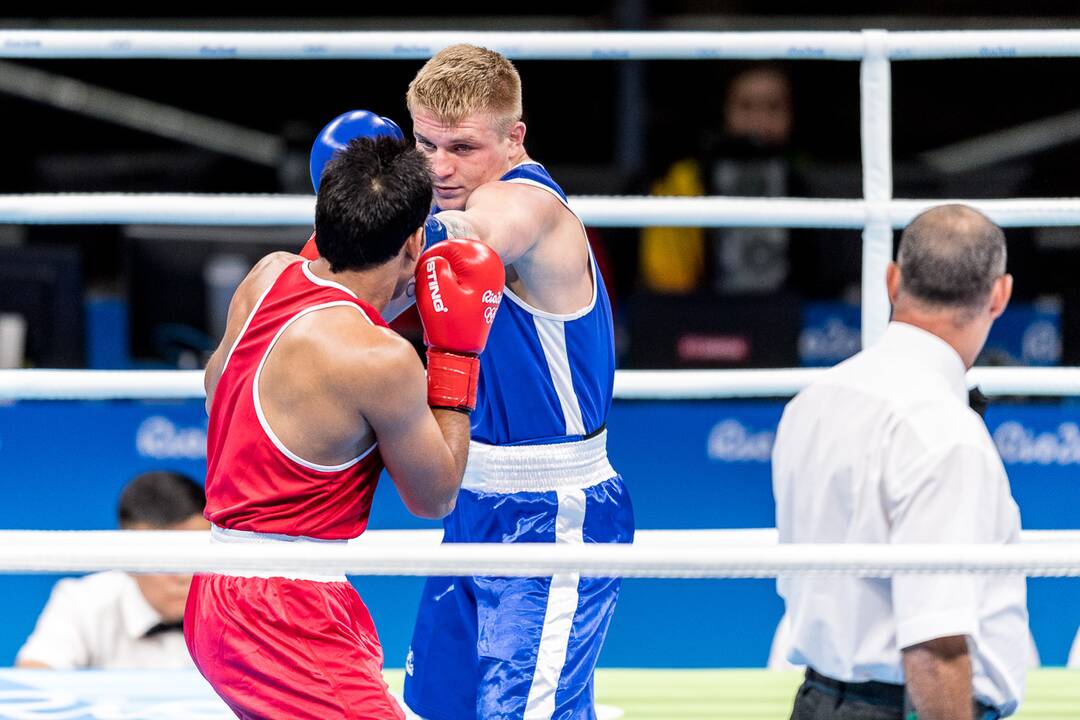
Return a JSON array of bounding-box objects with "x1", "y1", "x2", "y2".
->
[
  {"x1": 118, "y1": 470, "x2": 206, "y2": 528},
  {"x1": 314, "y1": 136, "x2": 433, "y2": 272},
  {"x1": 898, "y1": 204, "x2": 1007, "y2": 311}
]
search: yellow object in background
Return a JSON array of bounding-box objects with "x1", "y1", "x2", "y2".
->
[{"x1": 639, "y1": 159, "x2": 707, "y2": 294}]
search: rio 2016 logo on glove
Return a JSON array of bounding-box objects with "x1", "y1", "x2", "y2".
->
[
  {"x1": 425, "y1": 259, "x2": 448, "y2": 313},
  {"x1": 482, "y1": 290, "x2": 502, "y2": 324}
]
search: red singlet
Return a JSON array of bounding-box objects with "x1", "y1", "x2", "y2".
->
[
  {"x1": 204, "y1": 258, "x2": 386, "y2": 539},
  {"x1": 186, "y1": 258, "x2": 404, "y2": 720}
]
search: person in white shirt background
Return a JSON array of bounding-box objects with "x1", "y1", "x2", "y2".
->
[
  {"x1": 16, "y1": 470, "x2": 209, "y2": 670},
  {"x1": 772, "y1": 204, "x2": 1032, "y2": 720}
]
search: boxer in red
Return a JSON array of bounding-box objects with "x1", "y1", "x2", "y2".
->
[{"x1": 184, "y1": 136, "x2": 504, "y2": 720}]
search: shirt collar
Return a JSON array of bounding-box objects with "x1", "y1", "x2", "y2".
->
[
  {"x1": 876, "y1": 321, "x2": 969, "y2": 403},
  {"x1": 118, "y1": 573, "x2": 166, "y2": 639}
]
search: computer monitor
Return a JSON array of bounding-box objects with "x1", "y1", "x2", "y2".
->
[
  {"x1": 0, "y1": 245, "x2": 84, "y2": 368},
  {"x1": 123, "y1": 226, "x2": 300, "y2": 365}
]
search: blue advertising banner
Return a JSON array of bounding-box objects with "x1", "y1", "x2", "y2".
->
[
  {"x1": 800, "y1": 301, "x2": 1062, "y2": 367},
  {"x1": 1, "y1": 398, "x2": 1078, "y2": 668}
]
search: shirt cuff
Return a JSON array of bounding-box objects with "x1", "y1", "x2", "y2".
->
[{"x1": 896, "y1": 608, "x2": 978, "y2": 650}]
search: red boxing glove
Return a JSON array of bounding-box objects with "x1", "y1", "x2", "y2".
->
[
  {"x1": 299, "y1": 230, "x2": 319, "y2": 260},
  {"x1": 415, "y1": 239, "x2": 504, "y2": 413}
]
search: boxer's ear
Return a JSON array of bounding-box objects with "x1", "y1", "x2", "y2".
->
[{"x1": 404, "y1": 226, "x2": 424, "y2": 261}]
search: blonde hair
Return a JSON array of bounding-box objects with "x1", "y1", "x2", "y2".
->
[{"x1": 407, "y1": 44, "x2": 523, "y2": 134}]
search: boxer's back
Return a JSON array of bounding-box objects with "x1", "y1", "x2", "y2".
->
[{"x1": 204, "y1": 258, "x2": 388, "y2": 539}]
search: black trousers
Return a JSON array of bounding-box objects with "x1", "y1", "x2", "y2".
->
[{"x1": 791, "y1": 669, "x2": 1001, "y2": 720}]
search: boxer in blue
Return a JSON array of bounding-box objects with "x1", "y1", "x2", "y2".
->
[{"x1": 400, "y1": 44, "x2": 635, "y2": 720}]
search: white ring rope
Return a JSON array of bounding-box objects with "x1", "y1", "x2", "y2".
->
[
  {"x1": 13, "y1": 528, "x2": 1076, "y2": 547},
  {"x1": 3, "y1": 367, "x2": 1079, "y2": 400},
  {"x1": 0, "y1": 369, "x2": 205, "y2": 400},
  {"x1": 0, "y1": 194, "x2": 316, "y2": 226},
  {"x1": 0, "y1": 30, "x2": 866, "y2": 61},
  {"x1": 5, "y1": 30, "x2": 1080, "y2": 61},
  {"x1": 2, "y1": 529, "x2": 1080, "y2": 578},
  {"x1": 5, "y1": 195, "x2": 1080, "y2": 228}
]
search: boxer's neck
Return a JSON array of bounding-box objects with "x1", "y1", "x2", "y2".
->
[{"x1": 308, "y1": 258, "x2": 397, "y2": 315}]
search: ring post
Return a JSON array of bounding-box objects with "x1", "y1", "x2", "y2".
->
[{"x1": 859, "y1": 29, "x2": 893, "y2": 350}]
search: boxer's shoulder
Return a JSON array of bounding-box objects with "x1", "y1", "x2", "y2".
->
[
  {"x1": 238, "y1": 251, "x2": 303, "y2": 303},
  {"x1": 254, "y1": 250, "x2": 302, "y2": 271},
  {"x1": 471, "y1": 178, "x2": 560, "y2": 217},
  {"x1": 282, "y1": 302, "x2": 403, "y2": 360},
  {"x1": 212, "y1": 252, "x2": 301, "y2": 347}
]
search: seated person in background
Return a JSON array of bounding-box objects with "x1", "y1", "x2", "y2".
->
[
  {"x1": 640, "y1": 63, "x2": 795, "y2": 294},
  {"x1": 16, "y1": 470, "x2": 209, "y2": 669}
]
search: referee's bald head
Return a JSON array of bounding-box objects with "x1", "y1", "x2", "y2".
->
[{"x1": 896, "y1": 204, "x2": 1006, "y2": 314}]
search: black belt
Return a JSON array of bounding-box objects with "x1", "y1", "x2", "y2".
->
[
  {"x1": 805, "y1": 668, "x2": 905, "y2": 708},
  {"x1": 805, "y1": 668, "x2": 1001, "y2": 719}
]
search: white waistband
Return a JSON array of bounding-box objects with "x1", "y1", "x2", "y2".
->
[
  {"x1": 209, "y1": 524, "x2": 348, "y2": 583},
  {"x1": 461, "y1": 430, "x2": 616, "y2": 494}
]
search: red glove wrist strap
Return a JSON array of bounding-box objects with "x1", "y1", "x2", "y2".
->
[{"x1": 426, "y1": 349, "x2": 480, "y2": 413}]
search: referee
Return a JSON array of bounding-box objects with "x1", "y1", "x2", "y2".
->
[{"x1": 772, "y1": 204, "x2": 1031, "y2": 720}]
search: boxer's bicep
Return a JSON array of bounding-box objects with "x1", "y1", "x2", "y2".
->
[
  {"x1": 359, "y1": 340, "x2": 462, "y2": 519},
  {"x1": 203, "y1": 281, "x2": 253, "y2": 411}
]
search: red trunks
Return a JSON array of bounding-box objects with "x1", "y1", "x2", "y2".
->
[{"x1": 185, "y1": 574, "x2": 404, "y2": 720}]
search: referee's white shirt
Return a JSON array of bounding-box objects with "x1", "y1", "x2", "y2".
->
[{"x1": 773, "y1": 321, "x2": 1030, "y2": 716}]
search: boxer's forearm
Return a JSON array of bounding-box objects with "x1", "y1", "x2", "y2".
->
[
  {"x1": 433, "y1": 211, "x2": 480, "y2": 242},
  {"x1": 432, "y1": 408, "x2": 471, "y2": 500}
]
